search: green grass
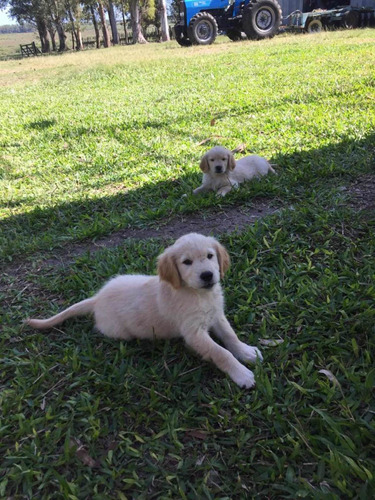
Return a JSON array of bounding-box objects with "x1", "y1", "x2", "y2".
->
[{"x1": 1, "y1": 31, "x2": 375, "y2": 498}]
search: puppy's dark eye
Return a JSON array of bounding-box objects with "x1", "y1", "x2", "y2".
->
[
  {"x1": 207, "y1": 253, "x2": 213, "y2": 259},
  {"x1": 222, "y1": 158, "x2": 226, "y2": 161},
  {"x1": 209, "y1": 159, "x2": 214, "y2": 162},
  {"x1": 183, "y1": 259, "x2": 193, "y2": 265}
]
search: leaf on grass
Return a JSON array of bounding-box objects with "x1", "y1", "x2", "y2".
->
[
  {"x1": 186, "y1": 430, "x2": 208, "y2": 440},
  {"x1": 365, "y1": 368, "x2": 375, "y2": 390},
  {"x1": 289, "y1": 381, "x2": 314, "y2": 395},
  {"x1": 210, "y1": 118, "x2": 216, "y2": 126},
  {"x1": 197, "y1": 135, "x2": 223, "y2": 146},
  {"x1": 231, "y1": 143, "x2": 247, "y2": 154},
  {"x1": 318, "y1": 369, "x2": 341, "y2": 388},
  {"x1": 259, "y1": 338, "x2": 284, "y2": 346},
  {"x1": 70, "y1": 438, "x2": 99, "y2": 468}
]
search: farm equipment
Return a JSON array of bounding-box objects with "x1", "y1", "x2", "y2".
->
[
  {"x1": 174, "y1": 0, "x2": 282, "y2": 46},
  {"x1": 288, "y1": 4, "x2": 375, "y2": 32}
]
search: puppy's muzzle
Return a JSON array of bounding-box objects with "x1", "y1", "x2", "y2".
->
[
  {"x1": 200, "y1": 271, "x2": 215, "y2": 289},
  {"x1": 215, "y1": 166, "x2": 223, "y2": 174},
  {"x1": 200, "y1": 271, "x2": 213, "y2": 282}
]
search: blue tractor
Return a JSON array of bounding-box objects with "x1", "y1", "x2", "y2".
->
[{"x1": 174, "y1": 0, "x2": 282, "y2": 46}]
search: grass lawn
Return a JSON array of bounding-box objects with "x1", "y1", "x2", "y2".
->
[{"x1": 1, "y1": 31, "x2": 375, "y2": 498}]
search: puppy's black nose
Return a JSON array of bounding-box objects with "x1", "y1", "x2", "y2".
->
[
  {"x1": 200, "y1": 271, "x2": 213, "y2": 282},
  {"x1": 215, "y1": 166, "x2": 223, "y2": 173}
]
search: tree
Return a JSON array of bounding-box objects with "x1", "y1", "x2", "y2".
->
[
  {"x1": 81, "y1": 0, "x2": 101, "y2": 48},
  {"x1": 65, "y1": 0, "x2": 83, "y2": 50},
  {"x1": 4, "y1": 0, "x2": 52, "y2": 52},
  {"x1": 129, "y1": 0, "x2": 147, "y2": 43},
  {"x1": 48, "y1": 0, "x2": 68, "y2": 51},
  {"x1": 119, "y1": 0, "x2": 129, "y2": 44},
  {"x1": 46, "y1": 16, "x2": 57, "y2": 50},
  {"x1": 158, "y1": 0, "x2": 169, "y2": 41},
  {"x1": 107, "y1": 1, "x2": 119, "y2": 44},
  {"x1": 97, "y1": 0, "x2": 110, "y2": 47},
  {"x1": 90, "y1": 4, "x2": 101, "y2": 48}
]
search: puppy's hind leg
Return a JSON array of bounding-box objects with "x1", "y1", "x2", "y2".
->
[
  {"x1": 268, "y1": 163, "x2": 278, "y2": 175},
  {"x1": 193, "y1": 185, "x2": 210, "y2": 196},
  {"x1": 216, "y1": 185, "x2": 232, "y2": 197}
]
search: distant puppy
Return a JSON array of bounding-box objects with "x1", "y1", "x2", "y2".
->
[
  {"x1": 194, "y1": 146, "x2": 276, "y2": 197},
  {"x1": 26, "y1": 233, "x2": 262, "y2": 388}
]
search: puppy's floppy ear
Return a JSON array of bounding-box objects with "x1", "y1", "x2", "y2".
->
[
  {"x1": 214, "y1": 242, "x2": 230, "y2": 279},
  {"x1": 228, "y1": 152, "x2": 236, "y2": 171},
  {"x1": 157, "y1": 250, "x2": 182, "y2": 289},
  {"x1": 199, "y1": 153, "x2": 209, "y2": 173}
]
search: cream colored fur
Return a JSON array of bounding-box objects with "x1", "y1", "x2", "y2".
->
[
  {"x1": 194, "y1": 146, "x2": 276, "y2": 197},
  {"x1": 26, "y1": 233, "x2": 262, "y2": 388}
]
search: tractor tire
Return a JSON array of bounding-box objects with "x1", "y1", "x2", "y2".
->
[
  {"x1": 306, "y1": 18, "x2": 323, "y2": 33},
  {"x1": 188, "y1": 12, "x2": 218, "y2": 45},
  {"x1": 226, "y1": 29, "x2": 243, "y2": 41},
  {"x1": 176, "y1": 34, "x2": 193, "y2": 46},
  {"x1": 242, "y1": 0, "x2": 281, "y2": 40},
  {"x1": 342, "y1": 10, "x2": 360, "y2": 29}
]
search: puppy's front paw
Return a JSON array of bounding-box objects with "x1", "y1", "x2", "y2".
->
[
  {"x1": 231, "y1": 364, "x2": 255, "y2": 389},
  {"x1": 216, "y1": 187, "x2": 230, "y2": 197},
  {"x1": 236, "y1": 343, "x2": 263, "y2": 363}
]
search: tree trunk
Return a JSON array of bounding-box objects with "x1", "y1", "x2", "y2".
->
[
  {"x1": 90, "y1": 5, "x2": 101, "y2": 49},
  {"x1": 108, "y1": 1, "x2": 119, "y2": 44},
  {"x1": 48, "y1": 27, "x2": 57, "y2": 51},
  {"x1": 158, "y1": 0, "x2": 170, "y2": 42},
  {"x1": 75, "y1": 20, "x2": 83, "y2": 50},
  {"x1": 129, "y1": 0, "x2": 147, "y2": 44},
  {"x1": 56, "y1": 20, "x2": 67, "y2": 51},
  {"x1": 67, "y1": 8, "x2": 83, "y2": 51},
  {"x1": 98, "y1": 0, "x2": 110, "y2": 48},
  {"x1": 36, "y1": 18, "x2": 50, "y2": 53},
  {"x1": 50, "y1": 0, "x2": 67, "y2": 51},
  {"x1": 121, "y1": 3, "x2": 129, "y2": 44}
]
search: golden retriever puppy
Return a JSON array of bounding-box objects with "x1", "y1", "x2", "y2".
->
[
  {"x1": 194, "y1": 146, "x2": 276, "y2": 197},
  {"x1": 26, "y1": 233, "x2": 262, "y2": 388}
]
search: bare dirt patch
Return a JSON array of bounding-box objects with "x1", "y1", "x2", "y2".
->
[
  {"x1": 43, "y1": 201, "x2": 278, "y2": 269},
  {"x1": 3, "y1": 173, "x2": 374, "y2": 286},
  {"x1": 347, "y1": 174, "x2": 375, "y2": 212},
  {"x1": 1, "y1": 201, "x2": 278, "y2": 306}
]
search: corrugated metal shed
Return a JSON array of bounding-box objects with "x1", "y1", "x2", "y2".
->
[
  {"x1": 351, "y1": 0, "x2": 375, "y2": 7},
  {"x1": 278, "y1": 0, "x2": 304, "y2": 20},
  {"x1": 278, "y1": 0, "x2": 375, "y2": 19}
]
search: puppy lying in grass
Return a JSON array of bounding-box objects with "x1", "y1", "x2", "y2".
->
[
  {"x1": 26, "y1": 233, "x2": 262, "y2": 388},
  {"x1": 194, "y1": 146, "x2": 277, "y2": 197}
]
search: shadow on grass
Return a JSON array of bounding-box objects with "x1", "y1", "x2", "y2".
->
[
  {"x1": 1, "y1": 131, "x2": 374, "y2": 264},
  {"x1": 26, "y1": 119, "x2": 57, "y2": 130}
]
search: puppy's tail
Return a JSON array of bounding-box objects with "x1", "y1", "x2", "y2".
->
[
  {"x1": 268, "y1": 163, "x2": 278, "y2": 175},
  {"x1": 25, "y1": 297, "x2": 95, "y2": 330}
]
